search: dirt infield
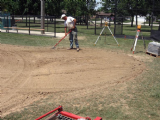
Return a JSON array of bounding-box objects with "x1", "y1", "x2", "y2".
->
[{"x1": 0, "y1": 44, "x2": 145, "y2": 117}]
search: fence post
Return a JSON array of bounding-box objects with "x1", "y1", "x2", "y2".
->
[
  {"x1": 87, "y1": 15, "x2": 88, "y2": 29},
  {"x1": 95, "y1": 17, "x2": 96, "y2": 35},
  {"x1": 34, "y1": 16, "x2": 35, "y2": 23},
  {"x1": 29, "y1": 15, "x2": 30, "y2": 35},
  {"x1": 80, "y1": 16, "x2": 82, "y2": 25},
  {"x1": 41, "y1": 0, "x2": 45, "y2": 34},
  {"x1": 47, "y1": 17, "x2": 48, "y2": 32},
  {"x1": 122, "y1": 17, "x2": 123, "y2": 35},
  {"x1": 7, "y1": 16, "x2": 9, "y2": 33},
  {"x1": 26, "y1": 15, "x2": 27, "y2": 27},
  {"x1": 101, "y1": 17, "x2": 102, "y2": 27},
  {"x1": 114, "y1": 0, "x2": 117, "y2": 35},
  {"x1": 54, "y1": 16, "x2": 56, "y2": 37},
  {"x1": 11, "y1": 15, "x2": 15, "y2": 27},
  {"x1": 151, "y1": 0, "x2": 155, "y2": 32}
]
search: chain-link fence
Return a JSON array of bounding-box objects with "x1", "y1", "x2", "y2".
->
[
  {"x1": 113, "y1": 0, "x2": 160, "y2": 39},
  {"x1": 1, "y1": 0, "x2": 160, "y2": 39}
]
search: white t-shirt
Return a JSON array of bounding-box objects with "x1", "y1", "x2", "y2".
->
[{"x1": 64, "y1": 16, "x2": 75, "y2": 29}]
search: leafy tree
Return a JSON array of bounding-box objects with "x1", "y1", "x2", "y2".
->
[
  {"x1": 62, "y1": 0, "x2": 96, "y2": 16},
  {"x1": 144, "y1": 0, "x2": 160, "y2": 26},
  {"x1": 0, "y1": 0, "x2": 99, "y2": 17},
  {"x1": 1, "y1": 0, "x2": 41, "y2": 15},
  {"x1": 87, "y1": 0, "x2": 97, "y2": 15},
  {"x1": 45, "y1": 0, "x2": 65, "y2": 16},
  {"x1": 0, "y1": 0, "x2": 7, "y2": 12},
  {"x1": 101, "y1": 0, "x2": 152, "y2": 27},
  {"x1": 0, "y1": 0, "x2": 19, "y2": 14},
  {"x1": 101, "y1": 0, "x2": 115, "y2": 13},
  {"x1": 64, "y1": 0, "x2": 84, "y2": 16},
  {"x1": 18, "y1": 0, "x2": 41, "y2": 15}
]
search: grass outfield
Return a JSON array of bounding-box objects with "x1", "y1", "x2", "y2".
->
[{"x1": 0, "y1": 32, "x2": 160, "y2": 120}]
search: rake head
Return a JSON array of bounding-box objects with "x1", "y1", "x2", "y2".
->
[{"x1": 52, "y1": 46, "x2": 56, "y2": 49}]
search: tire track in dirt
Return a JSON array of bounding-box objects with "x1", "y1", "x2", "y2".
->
[
  {"x1": 0, "y1": 44, "x2": 146, "y2": 117},
  {"x1": 0, "y1": 48, "x2": 27, "y2": 116}
]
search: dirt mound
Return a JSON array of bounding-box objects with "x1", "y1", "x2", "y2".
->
[{"x1": 0, "y1": 44, "x2": 145, "y2": 117}]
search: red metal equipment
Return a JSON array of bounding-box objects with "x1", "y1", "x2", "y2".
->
[
  {"x1": 52, "y1": 30, "x2": 72, "y2": 49},
  {"x1": 35, "y1": 106, "x2": 102, "y2": 120}
]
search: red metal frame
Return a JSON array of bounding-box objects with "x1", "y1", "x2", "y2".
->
[
  {"x1": 35, "y1": 106, "x2": 102, "y2": 120},
  {"x1": 35, "y1": 106, "x2": 62, "y2": 120},
  {"x1": 59, "y1": 111, "x2": 86, "y2": 119}
]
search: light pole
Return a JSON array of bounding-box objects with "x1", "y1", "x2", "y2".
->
[{"x1": 41, "y1": 0, "x2": 45, "y2": 34}]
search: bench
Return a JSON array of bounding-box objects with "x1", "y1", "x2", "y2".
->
[{"x1": 4, "y1": 27, "x2": 45, "y2": 34}]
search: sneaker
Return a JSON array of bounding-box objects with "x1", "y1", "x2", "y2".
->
[
  {"x1": 67, "y1": 48, "x2": 73, "y2": 50},
  {"x1": 77, "y1": 48, "x2": 79, "y2": 52}
]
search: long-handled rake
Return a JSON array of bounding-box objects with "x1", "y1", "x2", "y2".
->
[{"x1": 52, "y1": 30, "x2": 72, "y2": 49}]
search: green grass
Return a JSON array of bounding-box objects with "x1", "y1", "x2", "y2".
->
[
  {"x1": 144, "y1": 21, "x2": 160, "y2": 24},
  {"x1": 1, "y1": 28, "x2": 160, "y2": 120},
  {"x1": 125, "y1": 59, "x2": 160, "y2": 119},
  {"x1": 0, "y1": 32, "x2": 59, "y2": 47}
]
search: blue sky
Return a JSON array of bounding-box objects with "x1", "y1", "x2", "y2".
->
[{"x1": 95, "y1": 0, "x2": 103, "y2": 10}]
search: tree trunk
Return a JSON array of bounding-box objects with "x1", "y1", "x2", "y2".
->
[
  {"x1": 149, "y1": 16, "x2": 151, "y2": 26},
  {"x1": 131, "y1": 15, "x2": 134, "y2": 27}
]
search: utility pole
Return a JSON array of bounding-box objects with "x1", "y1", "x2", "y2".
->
[{"x1": 41, "y1": 0, "x2": 45, "y2": 34}]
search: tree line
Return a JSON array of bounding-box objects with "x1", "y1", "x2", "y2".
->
[
  {"x1": 0, "y1": 0, "x2": 159, "y2": 23},
  {"x1": 0, "y1": 0, "x2": 97, "y2": 16},
  {"x1": 100, "y1": 0, "x2": 160, "y2": 26}
]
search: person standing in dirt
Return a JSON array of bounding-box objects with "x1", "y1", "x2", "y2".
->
[{"x1": 61, "y1": 14, "x2": 79, "y2": 52}]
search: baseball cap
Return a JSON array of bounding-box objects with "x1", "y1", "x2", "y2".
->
[{"x1": 61, "y1": 14, "x2": 66, "y2": 19}]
